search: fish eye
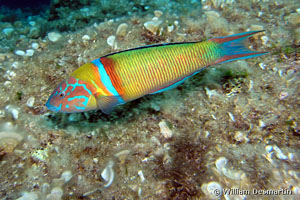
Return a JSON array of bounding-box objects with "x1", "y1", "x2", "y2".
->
[{"x1": 59, "y1": 91, "x2": 66, "y2": 98}]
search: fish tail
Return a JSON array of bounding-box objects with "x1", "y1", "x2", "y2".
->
[{"x1": 209, "y1": 30, "x2": 268, "y2": 64}]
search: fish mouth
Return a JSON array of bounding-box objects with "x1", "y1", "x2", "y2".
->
[{"x1": 45, "y1": 99, "x2": 62, "y2": 112}]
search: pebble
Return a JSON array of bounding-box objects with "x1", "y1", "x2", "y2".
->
[
  {"x1": 167, "y1": 24, "x2": 174, "y2": 33},
  {"x1": 227, "y1": 112, "x2": 235, "y2": 122},
  {"x1": 17, "y1": 192, "x2": 38, "y2": 200},
  {"x1": 4, "y1": 81, "x2": 11, "y2": 87},
  {"x1": 159, "y1": 120, "x2": 173, "y2": 139},
  {"x1": 15, "y1": 50, "x2": 26, "y2": 56},
  {"x1": 46, "y1": 187, "x2": 63, "y2": 200},
  {"x1": 215, "y1": 157, "x2": 228, "y2": 171},
  {"x1": 286, "y1": 13, "x2": 300, "y2": 25},
  {"x1": 5, "y1": 105, "x2": 19, "y2": 120},
  {"x1": 273, "y1": 145, "x2": 288, "y2": 160},
  {"x1": 12, "y1": 61, "x2": 19, "y2": 69},
  {"x1": 31, "y1": 43, "x2": 39, "y2": 49},
  {"x1": 2, "y1": 27, "x2": 14, "y2": 38},
  {"x1": 234, "y1": 131, "x2": 249, "y2": 143},
  {"x1": 116, "y1": 23, "x2": 128, "y2": 37},
  {"x1": 114, "y1": 149, "x2": 131, "y2": 164},
  {"x1": 107, "y1": 35, "x2": 117, "y2": 49},
  {"x1": 259, "y1": 120, "x2": 266, "y2": 128},
  {"x1": 138, "y1": 170, "x2": 145, "y2": 182},
  {"x1": 61, "y1": 170, "x2": 72, "y2": 183},
  {"x1": 48, "y1": 32, "x2": 62, "y2": 42},
  {"x1": 259, "y1": 63, "x2": 266, "y2": 70},
  {"x1": 82, "y1": 35, "x2": 90, "y2": 41},
  {"x1": 25, "y1": 49, "x2": 35, "y2": 57},
  {"x1": 29, "y1": 21, "x2": 36, "y2": 26},
  {"x1": 26, "y1": 97, "x2": 35, "y2": 107},
  {"x1": 154, "y1": 10, "x2": 163, "y2": 18},
  {"x1": 265, "y1": 145, "x2": 273, "y2": 153},
  {"x1": 0, "y1": 122, "x2": 23, "y2": 153},
  {"x1": 201, "y1": 181, "x2": 222, "y2": 199},
  {"x1": 101, "y1": 160, "x2": 115, "y2": 187},
  {"x1": 261, "y1": 35, "x2": 268, "y2": 45},
  {"x1": 279, "y1": 91, "x2": 289, "y2": 100}
]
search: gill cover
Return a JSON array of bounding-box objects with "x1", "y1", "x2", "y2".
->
[{"x1": 46, "y1": 77, "x2": 97, "y2": 113}]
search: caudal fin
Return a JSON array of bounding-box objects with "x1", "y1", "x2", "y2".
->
[{"x1": 209, "y1": 31, "x2": 268, "y2": 64}]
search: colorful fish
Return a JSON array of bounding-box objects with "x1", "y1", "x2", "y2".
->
[{"x1": 46, "y1": 31, "x2": 267, "y2": 114}]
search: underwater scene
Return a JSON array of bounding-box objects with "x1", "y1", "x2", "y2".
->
[{"x1": 0, "y1": 0, "x2": 300, "y2": 199}]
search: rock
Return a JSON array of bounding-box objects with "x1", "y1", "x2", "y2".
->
[
  {"x1": 0, "y1": 122, "x2": 23, "y2": 153},
  {"x1": 159, "y1": 121, "x2": 173, "y2": 139},
  {"x1": 48, "y1": 32, "x2": 62, "y2": 42},
  {"x1": 28, "y1": 27, "x2": 40, "y2": 38},
  {"x1": 2, "y1": 27, "x2": 14, "y2": 38},
  {"x1": 116, "y1": 23, "x2": 128, "y2": 37},
  {"x1": 286, "y1": 13, "x2": 300, "y2": 25}
]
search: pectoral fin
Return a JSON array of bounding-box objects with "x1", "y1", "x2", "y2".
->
[{"x1": 96, "y1": 95, "x2": 124, "y2": 114}]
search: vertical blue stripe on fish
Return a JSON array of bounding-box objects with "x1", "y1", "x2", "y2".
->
[{"x1": 91, "y1": 59, "x2": 125, "y2": 103}]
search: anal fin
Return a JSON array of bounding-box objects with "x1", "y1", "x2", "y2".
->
[{"x1": 150, "y1": 71, "x2": 200, "y2": 94}]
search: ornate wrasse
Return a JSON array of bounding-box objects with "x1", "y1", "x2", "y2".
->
[{"x1": 46, "y1": 31, "x2": 267, "y2": 114}]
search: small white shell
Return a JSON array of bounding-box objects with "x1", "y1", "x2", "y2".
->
[
  {"x1": 227, "y1": 112, "x2": 235, "y2": 122},
  {"x1": 107, "y1": 35, "x2": 117, "y2": 49},
  {"x1": 31, "y1": 43, "x2": 39, "y2": 49},
  {"x1": 5, "y1": 105, "x2": 19, "y2": 120},
  {"x1": 48, "y1": 32, "x2": 62, "y2": 42},
  {"x1": 159, "y1": 121, "x2": 173, "y2": 139},
  {"x1": 82, "y1": 35, "x2": 90, "y2": 41},
  {"x1": 26, "y1": 97, "x2": 35, "y2": 107},
  {"x1": 116, "y1": 23, "x2": 128, "y2": 37},
  {"x1": 138, "y1": 170, "x2": 145, "y2": 182},
  {"x1": 101, "y1": 160, "x2": 115, "y2": 187},
  {"x1": 61, "y1": 170, "x2": 72, "y2": 183},
  {"x1": 46, "y1": 187, "x2": 63, "y2": 200},
  {"x1": 273, "y1": 145, "x2": 288, "y2": 160},
  {"x1": 15, "y1": 50, "x2": 25, "y2": 56},
  {"x1": 154, "y1": 10, "x2": 163, "y2": 18},
  {"x1": 25, "y1": 49, "x2": 34, "y2": 57},
  {"x1": 215, "y1": 157, "x2": 228, "y2": 172},
  {"x1": 144, "y1": 20, "x2": 162, "y2": 35},
  {"x1": 265, "y1": 145, "x2": 273, "y2": 153}
]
